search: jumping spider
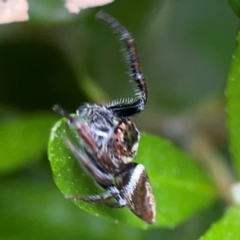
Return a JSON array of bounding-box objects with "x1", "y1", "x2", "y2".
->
[{"x1": 53, "y1": 11, "x2": 156, "y2": 224}]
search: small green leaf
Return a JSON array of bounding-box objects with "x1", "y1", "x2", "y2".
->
[
  {"x1": 48, "y1": 118, "x2": 217, "y2": 228},
  {"x1": 228, "y1": 0, "x2": 240, "y2": 18},
  {"x1": 200, "y1": 206, "x2": 240, "y2": 240},
  {"x1": 226, "y1": 29, "x2": 240, "y2": 178},
  {"x1": 0, "y1": 113, "x2": 56, "y2": 175}
]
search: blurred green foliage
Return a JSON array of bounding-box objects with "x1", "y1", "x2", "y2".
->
[
  {"x1": 227, "y1": 29, "x2": 240, "y2": 179},
  {"x1": 0, "y1": 113, "x2": 56, "y2": 174},
  {"x1": 200, "y1": 206, "x2": 240, "y2": 240},
  {"x1": 228, "y1": 0, "x2": 240, "y2": 18},
  {"x1": 0, "y1": 0, "x2": 239, "y2": 239}
]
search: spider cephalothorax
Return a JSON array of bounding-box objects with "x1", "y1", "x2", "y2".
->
[{"x1": 53, "y1": 11, "x2": 156, "y2": 224}]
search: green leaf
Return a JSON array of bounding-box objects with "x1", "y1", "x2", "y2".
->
[
  {"x1": 200, "y1": 206, "x2": 240, "y2": 240},
  {"x1": 226, "y1": 29, "x2": 240, "y2": 178},
  {"x1": 28, "y1": 0, "x2": 79, "y2": 24},
  {"x1": 48, "y1": 118, "x2": 217, "y2": 228},
  {"x1": 0, "y1": 113, "x2": 56, "y2": 175},
  {"x1": 228, "y1": 0, "x2": 240, "y2": 18}
]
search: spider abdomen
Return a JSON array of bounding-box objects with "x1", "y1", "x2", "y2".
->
[{"x1": 115, "y1": 163, "x2": 156, "y2": 223}]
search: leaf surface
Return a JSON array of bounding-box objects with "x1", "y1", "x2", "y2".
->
[
  {"x1": 48, "y1": 118, "x2": 217, "y2": 228},
  {"x1": 200, "y1": 206, "x2": 240, "y2": 240},
  {"x1": 226, "y1": 29, "x2": 240, "y2": 178}
]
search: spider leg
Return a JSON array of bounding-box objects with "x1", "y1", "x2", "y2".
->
[
  {"x1": 66, "y1": 180, "x2": 127, "y2": 207},
  {"x1": 53, "y1": 105, "x2": 128, "y2": 207},
  {"x1": 66, "y1": 192, "x2": 126, "y2": 208},
  {"x1": 96, "y1": 11, "x2": 148, "y2": 117},
  {"x1": 53, "y1": 104, "x2": 75, "y2": 122},
  {"x1": 53, "y1": 104, "x2": 116, "y2": 173},
  {"x1": 64, "y1": 136, "x2": 113, "y2": 187},
  {"x1": 65, "y1": 191, "x2": 115, "y2": 203},
  {"x1": 104, "y1": 201, "x2": 125, "y2": 208},
  {"x1": 64, "y1": 137, "x2": 128, "y2": 207},
  {"x1": 53, "y1": 104, "x2": 99, "y2": 154}
]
